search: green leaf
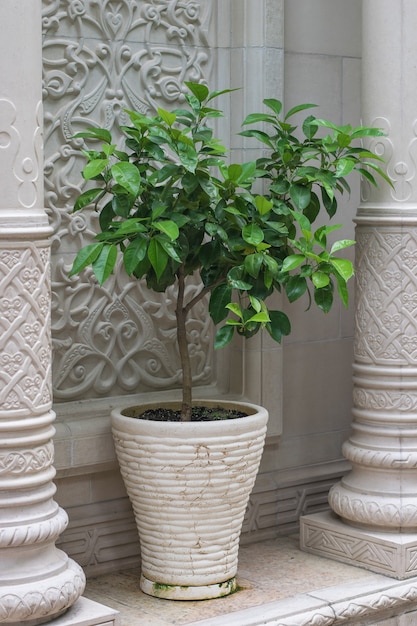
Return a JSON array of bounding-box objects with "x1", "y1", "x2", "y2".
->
[
  {"x1": 74, "y1": 188, "x2": 104, "y2": 212},
  {"x1": 148, "y1": 238, "x2": 168, "y2": 280},
  {"x1": 111, "y1": 162, "x2": 141, "y2": 196},
  {"x1": 335, "y1": 158, "x2": 355, "y2": 178},
  {"x1": 113, "y1": 218, "x2": 147, "y2": 235},
  {"x1": 74, "y1": 128, "x2": 112, "y2": 143},
  {"x1": 289, "y1": 184, "x2": 311, "y2": 210},
  {"x1": 255, "y1": 195, "x2": 273, "y2": 216},
  {"x1": 336, "y1": 133, "x2": 352, "y2": 149},
  {"x1": 111, "y1": 193, "x2": 133, "y2": 218},
  {"x1": 244, "y1": 253, "x2": 263, "y2": 278},
  {"x1": 333, "y1": 270, "x2": 350, "y2": 308},
  {"x1": 263, "y1": 254, "x2": 279, "y2": 275},
  {"x1": 242, "y1": 113, "x2": 276, "y2": 126},
  {"x1": 285, "y1": 275, "x2": 307, "y2": 302},
  {"x1": 247, "y1": 311, "x2": 270, "y2": 324},
  {"x1": 242, "y1": 224, "x2": 264, "y2": 246},
  {"x1": 266, "y1": 310, "x2": 291, "y2": 343},
  {"x1": 185, "y1": 81, "x2": 209, "y2": 103},
  {"x1": 285, "y1": 103, "x2": 317, "y2": 120},
  {"x1": 227, "y1": 267, "x2": 253, "y2": 291},
  {"x1": 330, "y1": 258, "x2": 354, "y2": 281},
  {"x1": 178, "y1": 141, "x2": 198, "y2": 172},
  {"x1": 157, "y1": 107, "x2": 176, "y2": 126},
  {"x1": 249, "y1": 295, "x2": 262, "y2": 313},
  {"x1": 281, "y1": 254, "x2": 305, "y2": 273},
  {"x1": 206, "y1": 86, "x2": 239, "y2": 102},
  {"x1": 314, "y1": 282, "x2": 334, "y2": 313},
  {"x1": 291, "y1": 210, "x2": 312, "y2": 233},
  {"x1": 209, "y1": 284, "x2": 232, "y2": 324},
  {"x1": 156, "y1": 220, "x2": 180, "y2": 241},
  {"x1": 158, "y1": 238, "x2": 182, "y2": 263},
  {"x1": 69, "y1": 243, "x2": 103, "y2": 276},
  {"x1": 263, "y1": 98, "x2": 283, "y2": 116},
  {"x1": 123, "y1": 236, "x2": 148, "y2": 275},
  {"x1": 151, "y1": 204, "x2": 167, "y2": 220},
  {"x1": 351, "y1": 127, "x2": 385, "y2": 139},
  {"x1": 206, "y1": 222, "x2": 228, "y2": 241},
  {"x1": 226, "y1": 302, "x2": 243, "y2": 319},
  {"x1": 239, "y1": 129, "x2": 275, "y2": 149},
  {"x1": 214, "y1": 325, "x2": 234, "y2": 349},
  {"x1": 83, "y1": 159, "x2": 109, "y2": 180},
  {"x1": 330, "y1": 239, "x2": 355, "y2": 254},
  {"x1": 228, "y1": 163, "x2": 242, "y2": 181},
  {"x1": 92, "y1": 244, "x2": 118, "y2": 284},
  {"x1": 302, "y1": 115, "x2": 319, "y2": 140}
]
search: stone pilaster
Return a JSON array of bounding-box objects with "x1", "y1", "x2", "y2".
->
[
  {"x1": 300, "y1": 0, "x2": 417, "y2": 579},
  {"x1": 0, "y1": 1, "x2": 85, "y2": 623}
]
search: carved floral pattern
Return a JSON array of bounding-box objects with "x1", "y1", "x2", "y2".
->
[
  {"x1": 354, "y1": 227, "x2": 417, "y2": 365},
  {"x1": 329, "y1": 486, "x2": 417, "y2": 528},
  {"x1": 0, "y1": 566, "x2": 85, "y2": 623},
  {"x1": 0, "y1": 443, "x2": 54, "y2": 475},
  {"x1": 0, "y1": 246, "x2": 52, "y2": 414},
  {"x1": 353, "y1": 387, "x2": 417, "y2": 413},
  {"x1": 42, "y1": 0, "x2": 216, "y2": 401}
]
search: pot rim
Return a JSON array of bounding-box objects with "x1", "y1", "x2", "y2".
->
[{"x1": 111, "y1": 399, "x2": 268, "y2": 436}]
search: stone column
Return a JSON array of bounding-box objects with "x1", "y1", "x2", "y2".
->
[
  {"x1": 0, "y1": 1, "x2": 85, "y2": 624},
  {"x1": 300, "y1": 0, "x2": 417, "y2": 579}
]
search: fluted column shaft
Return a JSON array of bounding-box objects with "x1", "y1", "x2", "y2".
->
[
  {"x1": 0, "y1": 2, "x2": 85, "y2": 624},
  {"x1": 328, "y1": 0, "x2": 417, "y2": 531}
]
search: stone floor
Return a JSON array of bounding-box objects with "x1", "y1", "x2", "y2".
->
[{"x1": 82, "y1": 534, "x2": 417, "y2": 625}]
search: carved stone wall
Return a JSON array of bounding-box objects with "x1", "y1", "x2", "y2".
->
[{"x1": 42, "y1": 0, "x2": 216, "y2": 402}]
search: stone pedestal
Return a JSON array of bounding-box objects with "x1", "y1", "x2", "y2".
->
[
  {"x1": 301, "y1": 0, "x2": 417, "y2": 579},
  {"x1": 301, "y1": 511, "x2": 417, "y2": 580}
]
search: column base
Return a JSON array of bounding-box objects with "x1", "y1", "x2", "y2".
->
[
  {"x1": 36, "y1": 597, "x2": 119, "y2": 626},
  {"x1": 300, "y1": 511, "x2": 417, "y2": 579}
]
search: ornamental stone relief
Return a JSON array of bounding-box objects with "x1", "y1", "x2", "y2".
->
[
  {"x1": 354, "y1": 226, "x2": 417, "y2": 365},
  {"x1": 42, "y1": 0, "x2": 215, "y2": 400},
  {"x1": 353, "y1": 387, "x2": 417, "y2": 413},
  {"x1": 0, "y1": 245, "x2": 52, "y2": 414},
  {"x1": 329, "y1": 486, "x2": 417, "y2": 529},
  {"x1": 361, "y1": 115, "x2": 417, "y2": 204},
  {"x1": 0, "y1": 98, "x2": 43, "y2": 209}
]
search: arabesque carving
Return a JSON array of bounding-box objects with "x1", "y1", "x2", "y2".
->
[
  {"x1": 42, "y1": 0, "x2": 215, "y2": 401},
  {"x1": 0, "y1": 244, "x2": 52, "y2": 414},
  {"x1": 355, "y1": 227, "x2": 417, "y2": 365}
]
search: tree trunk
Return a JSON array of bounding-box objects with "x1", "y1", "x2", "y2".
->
[{"x1": 176, "y1": 266, "x2": 192, "y2": 421}]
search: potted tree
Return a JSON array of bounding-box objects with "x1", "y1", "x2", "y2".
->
[{"x1": 69, "y1": 82, "x2": 387, "y2": 599}]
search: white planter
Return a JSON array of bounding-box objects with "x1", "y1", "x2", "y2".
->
[{"x1": 111, "y1": 399, "x2": 268, "y2": 600}]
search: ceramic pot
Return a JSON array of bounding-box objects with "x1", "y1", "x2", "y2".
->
[{"x1": 111, "y1": 399, "x2": 268, "y2": 600}]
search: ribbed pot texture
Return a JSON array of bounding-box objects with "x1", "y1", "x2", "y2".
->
[{"x1": 111, "y1": 400, "x2": 268, "y2": 596}]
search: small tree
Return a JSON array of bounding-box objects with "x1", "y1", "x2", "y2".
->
[{"x1": 70, "y1": 82, "x2": 388, "y2": 420}]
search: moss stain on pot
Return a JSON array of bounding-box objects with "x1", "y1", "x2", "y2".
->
[{"x1": 150, "y1": 577, "x2": 238, "y2": 600}]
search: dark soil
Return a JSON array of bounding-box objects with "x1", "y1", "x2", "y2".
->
[{"x1": 125, "y1": 405, "x2": 248, "y2": 422}]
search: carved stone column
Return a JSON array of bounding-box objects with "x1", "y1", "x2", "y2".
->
[
  {"x1": 300, "y1": 0, "x2": 417, "y2": 579},
  {"x1": 0, "y1": 1, "x2": 85, "y2": 623}
]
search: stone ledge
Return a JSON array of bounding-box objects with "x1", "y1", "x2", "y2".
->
[
  {"x1": 188, "y1": 572, "x2": 417, "y2": 626},
  {"x1": 47, "y1": 597, "x2": 120, "y2": 626}
]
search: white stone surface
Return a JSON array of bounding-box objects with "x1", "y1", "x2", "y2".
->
[
  {"x1": 45, "y1": 598, "x2": 119, "y2": 626},
  {"x1": 187, "y1": 571, "x2": 417, "y2": 625}
]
